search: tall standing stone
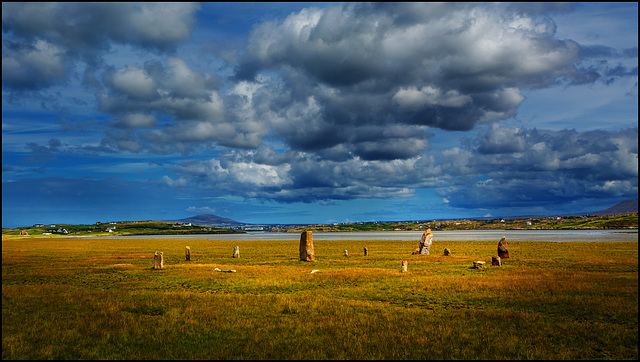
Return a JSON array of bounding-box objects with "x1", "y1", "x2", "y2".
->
[
  {"x1": 233, "y1": 246, "x2": 240, "y2": 258},
  {"x1": 401, "y1": 260, "x2": 408, "y2": 273},
  {"x1": 299, "y1": 231, "x2": 315, "y2": 261},
  {"x1": 498, "y1": 236, "x2": 510, "y2": 259},
  {"x1": 364, "y1": 247, "x2": 368, "y2": 256},
  {"x1": 344, "y1": 250, "x2": 348, "y2": 257},
  {"x1": 418, "y1": 229, "x2": 434, "y2": 255},
  {"x1": 185, "y1": 246, "x2": 191, "y2": 261},
  {"x1": 154, "y1": 251, "x2": 163, "y2": 270}
]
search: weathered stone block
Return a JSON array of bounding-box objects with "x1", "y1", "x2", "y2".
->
[
  {"x1": 401, "y1": 260, "x2": 408, "y2": 273},
  {"x1": 473, "y1": 261, "x2": 486, "y2": 269},
  {"x1": 492, "y1": 255, "x2": 501, "y2": 266},
  {"x1": 364, "y1": 247, "x2": 368, "y2": 256},
  {"x1": 444, "y1": 248, "x2": 451, "y2": 256},
  {"x1": 185, "y1": 246, "x2": 191, "y2": 261},
  {"x1": 233, "y1": 246, "x2": 240, "y2": 258}
]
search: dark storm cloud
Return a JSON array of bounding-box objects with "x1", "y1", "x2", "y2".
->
[
  {"x1": 161, "y1": 125, "x2": 637, "y2": 209},
  {"x1": 439, "y1": 126, "x2": 638, "y2": 209}
]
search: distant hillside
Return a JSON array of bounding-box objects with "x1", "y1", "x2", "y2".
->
[
  {"x1": 590, "y1": 199, "x2": 638, "y2": 216},
  {"x1": 165, "y1": 214, "x2": 245, "y2": 226}
]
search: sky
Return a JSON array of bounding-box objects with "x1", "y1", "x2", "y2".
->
[{"x1": 2, "y1": 2, "x2": 638, "y2": 228}]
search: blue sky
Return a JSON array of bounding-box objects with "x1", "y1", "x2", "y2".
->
[{"x1": 2, "y1": 2, "x2": 638, "y2": 228}]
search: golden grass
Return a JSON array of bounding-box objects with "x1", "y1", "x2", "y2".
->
[{"x1": 2, "y1": 236, "x2": 638, "y2": 359}]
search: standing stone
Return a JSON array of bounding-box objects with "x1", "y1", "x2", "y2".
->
[
  {"x1": 473, "y1": 261, "x2": 485, "y2": 269},
  {"x1": 299, "y1": 231, "x2": 315, "y2": 261},
  {"x1": 492, "y1": 255, "x2": 501, "y2": 266},
  {"x1": 154, "y1": 251, "x2": 163, "y2": 270},
  {"x1": 233, "y1": 246, "x2": 240, "y2": 258},
  {"x1": 185, "y1": 246, "x2": 191, "y2": 261},
  {"x1": 364, "y1": 247, "x2": 368, "y2": 256},
  {"x1": 498, "y1": 236, "x2": 510, "y2": 259},
  {"x1": 344, "y1": 250, "x2": 348, "y2": 257},
  {"x1": 401, "y1": 260, "x2": 408, "y2": 273},
  {"x1": 444, "y1": 248, "x2": 451, "y2": 256},
  {"x1": 418, "y1": 229, "x2": 434, "y2": 255}
]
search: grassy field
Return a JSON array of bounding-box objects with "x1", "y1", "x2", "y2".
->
[{"x1": 2, "y1": 235, "x2": 637, "y2": 359}]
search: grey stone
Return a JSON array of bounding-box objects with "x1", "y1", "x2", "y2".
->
[
  {"x1": 185, "y1": 246, "x2": 191, "y2": 261},
  {"x1": 233, "y1": 246, "x2": 239, "y2": 258},
  {"x1": 492, "y1": 255, "x2": 501, "y2": 266},
  {"x1": 418, "y1": 229, "x2": 433, "y2": 255}
]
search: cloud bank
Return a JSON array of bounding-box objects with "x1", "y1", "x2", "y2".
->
[{"x1": 2, "y1": 2, "x2": 637, "y2": 216}]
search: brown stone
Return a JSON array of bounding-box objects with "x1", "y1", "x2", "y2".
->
[
  {"x1": 185, "y1": 246, "x2": 191, "y2": 261},
  {"x1": 233, "y1": 246, "x2": 240, "y2": 258},
  {"x1": 401, "y1": 260, "x2": 408, "y2": 273},
  {"x1": 492, "y1": 255, "x2": 501, "y2": 266},
  {"x1": 364, "y1": 247, "x2": 368, "y2": 256},
  {"x1": 154, "y1": 251, "x2": 163, "y2": 270},
  {"x1": 444, "y1": 248, "x2": 451, "y2": 256},
  {"x1": 299, "y1": 231, "x2": 315, "y2": 261},
  {"x1": 418, "y1": 229, "x2": 433, "y2": 255},
  {"x1": 498, "y1": 236, "x2": 510, "y2": 258}
]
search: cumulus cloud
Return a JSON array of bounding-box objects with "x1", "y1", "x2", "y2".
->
[
  {"x1": 3, "y1": 2, "x2": 637, "y2": 215},
  {"x1": 159, "y1": 125, "x2": 637, "y2": 211},
  {"x1": 438, "y1": 126, "x2": 638, "y2": 209},
  {"x1": 2, "y1": 39, "x2": 69, "y2": 90},
  {"x1": 97, "y1": 58, "x2": 267, "y2": 153},
  {"x1": 1, "y1": 2, "x2": 200, "y2": 91},
  {"x1": 1, "y1": 2, "x2": 200, "y2": 53},
  {"x1": 226, "y1": 1, "x2": 636, "y2": 163},
  {"x1": 163, "y1": 146, "x2": 441, "y2": 202}
]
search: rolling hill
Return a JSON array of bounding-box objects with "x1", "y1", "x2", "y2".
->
[{"x1": 590, "y1": 199, "x2": 638, "y2": 216}]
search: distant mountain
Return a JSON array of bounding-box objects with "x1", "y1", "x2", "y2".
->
[
  {"x1": 164, "y1": 214, "x2": 246, "y2": 227},
  {"x1": 589, "y1": 199, "x2": 638, "y2": 216}
]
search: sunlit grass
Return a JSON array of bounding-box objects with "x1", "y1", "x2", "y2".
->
[{"x1": 2, "y1": 236, "x2": 637, "y2": 359}]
